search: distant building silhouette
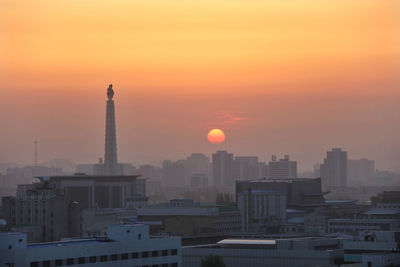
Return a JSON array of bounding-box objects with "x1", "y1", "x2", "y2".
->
[
  {"x1": 348, "y1": 158, "x2": 375, "y2": 186},
  {"x1": 268, "y1": 155, "x2": 297, "y2": 179},
  {"x1": 212, "y1": 150, "x2": 234, "y2": 188},
  {"x1": 320, "y1": 148, "x2": 347, "y2": 189},
  {"x1": 233, "y1": 156, "x2": 260, "y2": 181}
]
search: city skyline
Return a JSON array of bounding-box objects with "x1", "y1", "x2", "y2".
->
[
  {"x1": 1, "y1": 0, "x2": 399, "y2": 172},
  {"x1": 1, "y1": 1, "x2": 400, "y2": 266}
]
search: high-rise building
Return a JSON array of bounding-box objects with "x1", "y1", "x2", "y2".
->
[
  {"x1": 268, "y1": 155, "x2": 297, "y2": 179},
  {"x1": 212, "y1": 150, "x2": 234, "y2": 188},
  {"x1": 185, "y1": 153, "x2": 210, "y2": 185},
  {"x1": 348, "y1": 158, "x2": 375, "y2": 186},
  {"x1": 162, "y1": 160, "x2": 187, "y2": 187},
  {"x1": 95, "y1": 84, "x2": 123, "y2": 175},
  {"x1": 320, "y1": 148, "x2": 347, "y2": 189},
  {"x1": 233, "y1": 156, "x2": 260, "y2": 181}
]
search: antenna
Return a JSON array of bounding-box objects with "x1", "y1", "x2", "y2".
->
[
  {"x1": 34, "y1": 140, "x2": 38, "y2": 167},
  {"x1": 33, "y1": 140, "x2": 38, "y2": 182}
]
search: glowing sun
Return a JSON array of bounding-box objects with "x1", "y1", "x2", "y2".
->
[{"x1": 207, "y1": 129, "x2": 226, "y2": 144}]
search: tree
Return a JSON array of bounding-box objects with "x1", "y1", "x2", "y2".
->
[{"x1": 201, "y1": 255, "x2": 226, "y2": 267}]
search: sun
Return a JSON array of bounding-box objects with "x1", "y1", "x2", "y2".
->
[{"x1": 207, "y1": 129, "x2": 226, "y2": 144}]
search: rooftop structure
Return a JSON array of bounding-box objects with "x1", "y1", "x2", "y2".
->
[{"x1": 183, "y1": 237, "x2": 344, "y2": 267}]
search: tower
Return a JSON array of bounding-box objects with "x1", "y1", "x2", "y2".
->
[{"x1": 104, "y1": 84, "x2": 119, "y2": 175}]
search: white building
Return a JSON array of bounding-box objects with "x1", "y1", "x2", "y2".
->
[
  {"x1": 237, "y1": 189, "x2": 286, "y2": 231},
  {"x1": 268, "y1": 155, "x2": 297, "y2": 179},
  {"x1": 343, "y1": 231, "x2": 400, "y2": 267},
  {"x1": 0, "y1": 224, "x2": 181, "y2": 267},
  {"x1": 183, "y1": 237, "x2": 344, "y2": 267}
]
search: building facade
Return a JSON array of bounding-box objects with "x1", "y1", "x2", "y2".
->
[
  {"x1": 0, "y1": 224, "x2": 181, "y2": 267},
  {"x1": 237, "y1": 189, "x2": 286, "y2": 232},
  {"x1": 2, "y1": 174, "x2": 147, "y2": 242}
]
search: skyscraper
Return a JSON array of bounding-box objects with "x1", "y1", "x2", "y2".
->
[
  {"x1": 95, "y1": 84, "x2": 122, "y2": 175},
  {"x1": 320, "y1": 148, "x2": 347, "y2": 189}
]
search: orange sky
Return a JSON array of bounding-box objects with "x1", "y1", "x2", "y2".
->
[{"x1": 0, "y1": 0, "x2": 399, "y2": 171}]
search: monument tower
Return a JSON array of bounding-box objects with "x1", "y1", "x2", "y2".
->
[{"x1": 104, "y1": 84, "x2": 119, "y2": 174}]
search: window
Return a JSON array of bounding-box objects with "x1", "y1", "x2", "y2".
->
[
  {"x1": 100, "y1": 255, "x2": 107, "y2": 262},
  {"x1": 152, "y1": 265, "x2": 159, "y2": 267},
  {"x1": 162, "y1": 264, "x2": 168, "y2": 267},
  {"x1": 132, "y1": 252, "x2": 139, "y2": 259},
  {"x1": 8, "y1": 245, "x2": 12, "y2": 250},
  {"x1": 42, "y1": 261, "x2": 50, "y2": 267},
  {"x1": 55, "y1": 259, "x2": 62, "y2": 266},
  {"x1": 66, "y1": 258, "x2": 74, "y2": 265},
  {"x1": 162, "y1": 250, "x2": 168, "y2": 256},
  {"x1": 111, "y1": 254, "x2": 118, "y2": 261},
  {"x1": 171, "y1": 263, "x2": 178, "y2": 267},
  {"x1": 78, "y1": 257, "x2": 85, "y2": 264},
  {"x1": 121, "y1": 253, "x2": 128, "y2": 260},
  {"x1": 30, "y1": 262, "x2": 38, "y2": 267},
  {"x1": 138, "y1": 234, "x2": 142, "y2": 240},
  {"x1": 142, "y1": 251, "x2": 148, "y2": 258},
  {"x1": 171, "y1": 249, "x2": 178, "y2": 255},
  {"x1": 89, "y1": 256, "x2": 96, "y2": 263},
  {"x1": 152, "y1": 251, "x2": 158, "y2": 257}
]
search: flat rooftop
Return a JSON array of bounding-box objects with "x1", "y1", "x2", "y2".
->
[
  {"x1": 27, "y1": 238, "x2": 112, "y2": 249},
  {"x1": 218, "y1": 239, "x2": 276, "y2": 246},
  {"x1": 35, "y1": 175, "x2": 140, "y2": 182}
]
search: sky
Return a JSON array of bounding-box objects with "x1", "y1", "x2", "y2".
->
[{"x1": 0, "y1": 0, "x2": 399, "y2": 172}]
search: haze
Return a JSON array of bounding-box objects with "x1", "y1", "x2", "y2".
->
[{"x1": 0, "y1": 0, "x2": 399, "y2": 171}]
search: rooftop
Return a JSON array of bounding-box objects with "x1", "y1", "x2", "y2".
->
[
  {"x1": 363, "y1": 208, "x2": 400, "y2": 215},
  {"x1": 217, "y1": 239, "x2": 276, "y2": 246},
  {"x1": 27, "y1": 238, "x2": 111, "y2": 248}
]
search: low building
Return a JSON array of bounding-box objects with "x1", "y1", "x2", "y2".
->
[
  {"x1": 183, "y1": 237, "x2": 344, "y2": 267},
  {"x1": 236, "y1": 178, "x2": 325, "y2": 208},
  {"x1": 137, "y1": 199, "x2": 241, "y2": 236},
  {"x1": 343, "y1": 231, "x2": 400, "y2": 266},
  {"x1": 81, "y1": 208, "x2": 137, "y2": 237},
  {"x1": 0, "y1": 224, "x2": 181, "y2": 267}
]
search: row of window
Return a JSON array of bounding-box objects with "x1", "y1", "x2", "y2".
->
[{"x1": 30, "y1": 249, "x2": 179, "y2": 267}]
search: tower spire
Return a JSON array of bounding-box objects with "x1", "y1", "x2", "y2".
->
[{"x1": 104, "y1": 84, "x2": 119, "y2": 174}]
